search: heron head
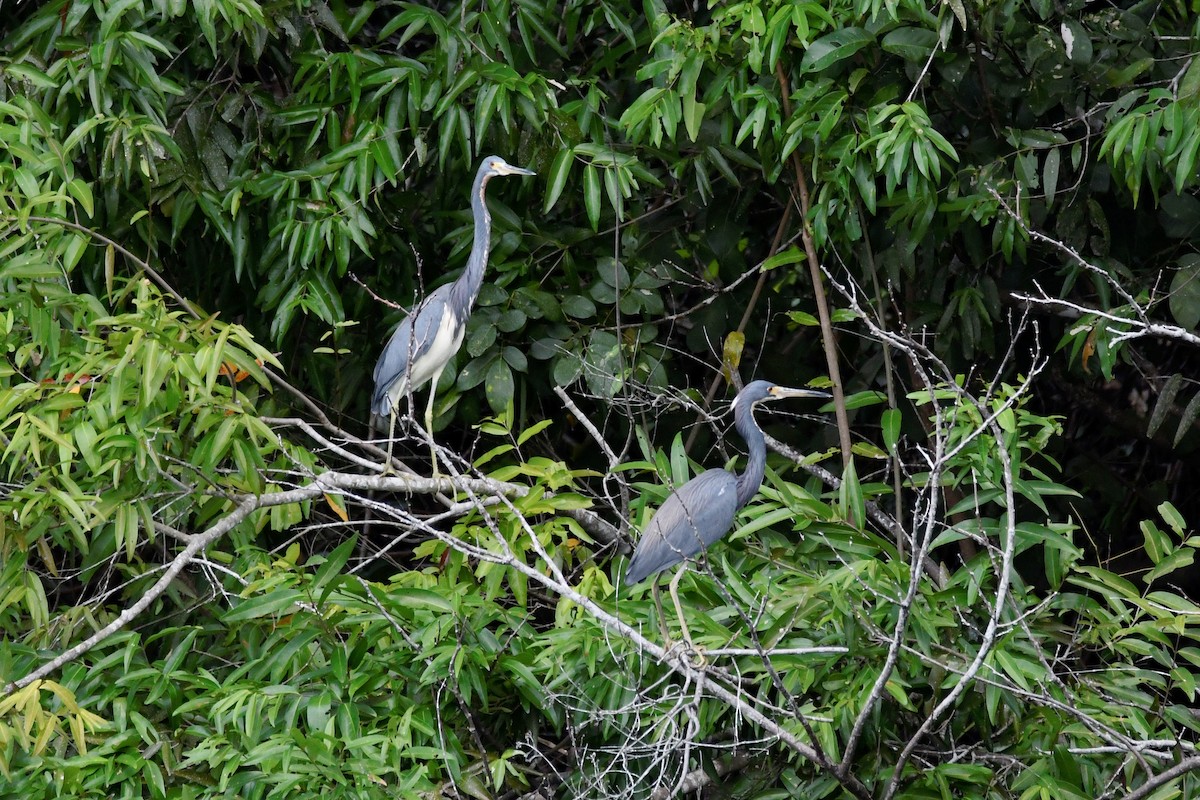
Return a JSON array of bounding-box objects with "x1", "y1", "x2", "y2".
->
[
  {"x1": 732, "y1": 379, "x2": 831, "y2": 410},
  {"x1": 480, "y1": 155, "x2": 536, "y2": 178}
]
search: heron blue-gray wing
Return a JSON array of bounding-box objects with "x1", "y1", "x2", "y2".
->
[
  {"x1": 371, "y1": 284, "x2": 458, "y2": 416},
  {"x1": 623, "y1": 468, "x2": 739, "y2": 585}
]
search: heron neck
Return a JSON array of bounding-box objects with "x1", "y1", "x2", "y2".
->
[
  {"x1": 734, "y1": 403, "x2": 767, "y2": 508},
  {"x1": 450, "y1": 172, "x2": 493, "y2": 311}
]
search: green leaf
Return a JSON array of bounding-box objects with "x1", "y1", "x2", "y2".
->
[
  {"x1": 1070, "y1": 566, "x2": 1139, "y2": 600},
  {"x1": 1144, "y1": 548, "x2": 1195, "y2": 583},
  {"x1": 517, "y1": 418, "x2": 553, "y2": 445},
  {"x1": 732, "y1": 505, "x2": 797, "y2": 540},
  {"x1": 880, "y1": 27, "x2": 938, "y2": 62},
  {"x1": 583, "y1": 164, "x2": 601, "y2": 230},
  {"x1": 1141, "y1": 520, "x2": 1170, "y2": 564},
  {"x1": 1170, "y1": 667, "x2": 1197, "y2": 702},
  {"x1": 944, "y1": 0, "x2": 967, "y2": 29},
  {"x1": 1175, "y1": 391, "x2": 1200, "y2": 447},
  {"x1": 501, "y1": 345, "x2": 527, "y2": 372},
  {"x1": 458, "y1": 354, "x2": 495, "y2": 391},
  {"x1": 497, "y1": 308, "x2": 527, "y2": 333},
  {"x1": 584, "y1": 330, "x2": 622, "y2": 398},
  {"x1": 842, "y1": 390, "x2": 888, "y2": 409},
  {"x1": 1043, "y1": 147, "x2": 1061, "y2": 208},
  {"x1": 1158, "y1": 501, "x2": 1186, "y2": 537},
  {"x1": 312, "y1": 535, "x2": 357, "y2": 593},
  {"x1": 466, "y1": 320, "x2": 498, "y2": 357},
  {"x1": 838, "y1": 458, "x2": 864, "y2": 528},
  {"x1": 762, "y1": 246, "x2": 805, "y2": 271},
  {"x1": 1179, "y1": 58, "x2": 1200, "y2": 101},
  {"x1": 529, "y1": 337, "x2": 563, "y2": 360},
  {"x1": 67, "y1": 179, "x2": 95, "y2": 218},
  {"x1": 881, "y1": 408, "x2": 901, "y2": 452},
  {"x1": 850, "y1": 441, "x2": 886, "y2": 458},
  {"x1": 1169, "y1": 256, "x2": 1200, "y2": 329},
  {"x1": 682, "y1": 93, "x2": 705, "y2": 142},
  {"x1": 801, "y1": 28, "x2": 874, "y2": 73},
  {"x1": 1060, "y1": 19, "x2": 1092, "y2": 66},
  {"x1": 373, "y1": 585, "x2": 455, "y2": 615},
  {"x1": 552, "y1": 352, "x2": 582, "y2": 386},
  {"x1": 561, "y1": 295, "x2": 597, "y2": 319},
  {"x1": 993, "y1": 649, "x2": 1035, "y2": 692},
  {"x1": 543, "y1": 148, "x2": 573, "y2": 213},
  {"x1": 788, "y1": 310, "x2": 820, "y2": 326},
  {"x1": 1147, "y1": 373, "x2": 1181, "y2": 438},
  {"x1": 224, "y1": 590, "x2": 306, "y2": 621},
  {"x1": 484, "y1": 359, "x2": 514, "y2": 412},
  {"x1": 1146, "y1": 591, "x2": 1200, "y2": 614}
]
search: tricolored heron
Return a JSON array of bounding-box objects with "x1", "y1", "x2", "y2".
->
[
  {"x1": 372, "y1": 155, "x2": 535, "y2": 474},
  {"x1": 624, "y1": 380, "x2": 830, "y2": 651}
]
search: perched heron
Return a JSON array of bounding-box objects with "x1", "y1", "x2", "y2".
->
[
  {"x1": 623, "y1": 380, "x2": 831, "y2": 651},
  {"x1": 371, "y1": 155, "x2": 535, "y2": 474}
]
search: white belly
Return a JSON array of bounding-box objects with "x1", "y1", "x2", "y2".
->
[{"x1": 417, "y1": 310, "x2": 465, "y2": 385}]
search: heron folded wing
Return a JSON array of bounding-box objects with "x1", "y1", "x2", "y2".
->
[
  {"x1": 623, "y1": 469, "x2": 738, "y2": 585},
  {"x1": 370, "y1": 286, "x2": 456, "y2": 415}
]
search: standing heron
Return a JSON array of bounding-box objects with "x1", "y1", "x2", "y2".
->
[
  {"x1": 372, "y1": 155, "x2": 535, "y2": 474},
  {"x1": 623, "y1": 380, "x2": 830, "y2": 650}
]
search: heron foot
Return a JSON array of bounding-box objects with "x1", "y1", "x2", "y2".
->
[{"x1": 662, "y1": 636, "x2": 707, "y2": 669}]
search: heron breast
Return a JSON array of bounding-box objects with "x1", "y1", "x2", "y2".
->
[{"x1": 411, "y1": 309, "x2": 465, "y2": 387}]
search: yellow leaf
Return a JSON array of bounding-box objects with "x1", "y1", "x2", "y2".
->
[
  {"x1": 42, "y1": 680, "x2": 80, "y2": 715},
  {"x1": 1081, "y1": 329, "x2": 1096, "y2": 371},
  {"x1": 722, "y1": 331, "x2": 745, "y2": 380},
  {"x1": 104, "y1": 244, "x2": 114, "y2": 297},
  {"x1": 325, "y1": 493, "x2": 349, "y2": 523}
]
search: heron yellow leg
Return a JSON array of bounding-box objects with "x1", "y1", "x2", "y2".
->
[
  {"x1": 424, "y1": 367, "x2": 444, "y2": 478},
  {"x1": 668, "y1": 563, "x2": 701, "y2": 660},
  {"x1": 380, "y1": 411, "x2": 398, "y2": 475},
  {"x1": 651, "y1": 582, "x2": 672, "y2": 645}
]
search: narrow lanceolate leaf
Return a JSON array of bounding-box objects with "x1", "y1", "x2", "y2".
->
[
  {"x1": 944, "y1": 0, "x2": 968, "y2": 29},
  {"x1": 1043, "y1": 147, "x2": 1061, "y2": 208},
  {"x1": 324, "y1": 493, "x2": 350, "y2": 524},
  {"x1": 682, "y1": 93, "x2": 705, "y2": 142},
  {"x1": 1143, "y1": 548, "x2": 1195, "y2": 584},
  {"x1": 1147, "y1": 373, "x2": 1182, "y2": 438},
  {"x1": 104, "y1": 244, "x2": 115, "y2": 297},
  {"x1": 224, "y1": 589, "x2": 306, "y2": 621},
  {"x1": 839, "y1": 457, "x2": 864, "y2": 528},
  {"x1": 543, "y1": 148, "x2": 574, "y2": 213},
  {"x1": 582, "y1": 164, "x2": 601, "y2": 230},
  {"x1": 881, "y1": 408, "x2": 902, "y2": 453},
  {"x1": 312, "y1": 534, "x2": 355, "y2": 592},
  {"x1": 1175, "y1": 390, "x2": 1200, "y2": 447},
  {"x1": 761, "y1": 246, "x2": 805, "y2": 271}
]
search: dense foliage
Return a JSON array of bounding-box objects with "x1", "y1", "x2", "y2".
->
[{"x1": 2, "y1": 0, "x2": 1199, "y2": 798}]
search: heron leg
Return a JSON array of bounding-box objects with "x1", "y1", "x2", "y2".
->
[
  {"x1": 668, "y1": 563, "x2": 703, "y2": 663},
  {"x1": 380, "y1": 410, "x2": 398, "y2": 475},
  {"x1": 424, "y1": 367, "x2": 444, "y2": 478},
  {"x1": 651, "y1": 582, "x2": 672, "y2": 646}
]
